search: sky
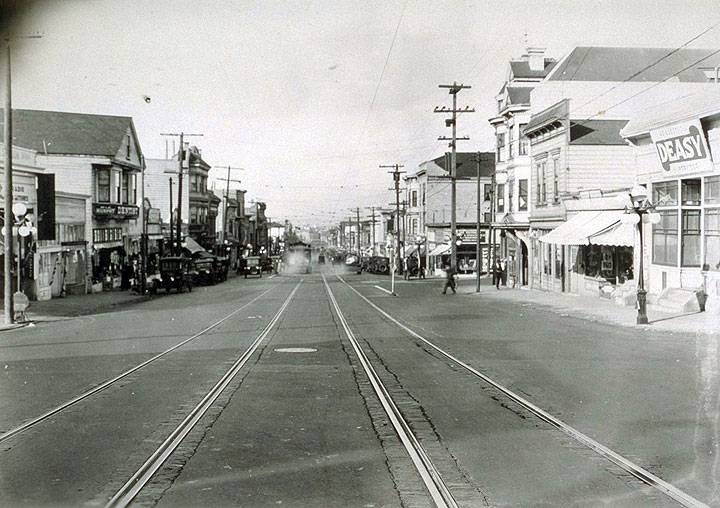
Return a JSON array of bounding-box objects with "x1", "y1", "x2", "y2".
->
[{"x1": 4, "y1": 0, "x2": 720, "y2": 226}]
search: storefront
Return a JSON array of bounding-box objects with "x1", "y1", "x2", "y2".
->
[
  {"x1": 534, "y1": 206, "x2": 636, "y2": 298},
  {"x1": 621, "y1": 90, "x2": 720, "y2": 311}
]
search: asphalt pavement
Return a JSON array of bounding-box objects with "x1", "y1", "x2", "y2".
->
[{"x1": 0, "y1": 268, "x2": 717, "y2": 506}]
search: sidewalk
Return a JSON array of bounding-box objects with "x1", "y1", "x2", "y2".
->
[
  {"x1": 0, "y1": 289, "x2": 150, "y2": 331},
  {"x1": 455, "y1": 278, "x2": 720, "y2": 335}
]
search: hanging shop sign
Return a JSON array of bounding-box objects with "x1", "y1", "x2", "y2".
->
[
  {"x1": 93, "y1": 203, "x2": 139, "y2": 219},
  {"x1": 650, "y1": 119, "x2": 713, "y2": 175}
]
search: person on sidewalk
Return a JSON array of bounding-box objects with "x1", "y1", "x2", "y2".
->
[
  {"x1": 442, "y1": 264, "x2": 457, "y2": 294},
  {"x1": 493, "y1": 257, "x2": 503, "y2": 290}
]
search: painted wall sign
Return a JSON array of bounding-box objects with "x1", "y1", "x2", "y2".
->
[
  {"x1": 650, "y1": 119, "x2": 713, "y2": 174},
  {"x1": 92, "y1": 203, "x2": 139, "y2": 219}
]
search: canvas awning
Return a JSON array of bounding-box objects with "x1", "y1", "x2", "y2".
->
[
  {"x1": 429, "y1": 243, "x2": 450, "y2": 256},
  {"x1": 538, "y1": 210, "x2": 633, "y2": 246}
]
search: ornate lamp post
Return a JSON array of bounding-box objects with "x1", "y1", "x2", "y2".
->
[{"x1": 623, "y1": 184, "x2": 658, "y2": 325}]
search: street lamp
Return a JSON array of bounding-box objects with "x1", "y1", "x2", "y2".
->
[{"x1": 623, "y1": 184, "x2": 658, "y2": 325}]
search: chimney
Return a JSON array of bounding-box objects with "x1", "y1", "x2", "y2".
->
[{"x1": 527, "y1": 47, "x2": 546, "y2": 72}]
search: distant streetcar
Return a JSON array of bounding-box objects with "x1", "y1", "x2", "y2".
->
[{"x1": 283, "y1": 241, "x2": 312, "y2": 274}]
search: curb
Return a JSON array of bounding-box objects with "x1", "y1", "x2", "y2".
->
[{"x1": 0, "y1": 322, "x2": 32, "y2": 332}]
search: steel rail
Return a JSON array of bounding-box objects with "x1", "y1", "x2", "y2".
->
[
  {"x1": 337, "y1": 274, "x2": 708, "y2": 508},
  {"x1": 322, "y1": 274, "x2": 458, "y2": 508},
  {"x1": 106, "y1": 280, "x2": 302, "y2": 508},
  {"x1": 0, "y1": 285, "x2": 278, "y2": 444}
]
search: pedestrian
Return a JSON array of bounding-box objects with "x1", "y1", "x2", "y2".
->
[
  {"x1": 442, "y1": 264, "x2": 456, "y2": 294},
  {"x1": 493, "y1": 257, "x2": 502, "y2": 290}
]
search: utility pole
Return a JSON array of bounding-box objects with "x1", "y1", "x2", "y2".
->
[
  {"x1": 381, "y1": 164, "x2": 405, "y2": 274},
  {"x1": 401, "y1": 198, "x2": 407, "y2": 256},
  {"x1": 217, "y1": 165, "x2": 243, "y2": 244},
  {"x1": 354, "y1": 207, "x2": 362, "y2": 259},
  {"x1": 161, "y1": 132, "x2": 203, "y2": 254},
  {"x1": 3, "y1": 34, "x2": 41, "y2": 324},
  {"x1": 435, "y1": 82, "x2": 474, "y2": 272},
  {"x1": 168, "y1": 177, "x2": 174, "y2": 253},
  {"x1": 367, "y1": 206, "x2": 377, "y2": 255},
  {"x1": 487, "y1": 172, "x2": 496, "y2": 278},
  {"x1": 475, "y1": 152, "x2": 482, "y2": 292}
]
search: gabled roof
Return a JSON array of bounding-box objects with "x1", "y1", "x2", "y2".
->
[
  {"x1": 510, "y1": 59, "x2": 556, "y2": 79},
  {"x1": 0, "y1": 108, "x2": 139, "y2": 159},
  {"x1": 548, "y1": 46, "x2": 720, "y2": 82},
  {"x1": 569, "y1": 120, "x2": 629, "y2": 145},
  {"x1": 433, "y1": 152, "x2": 495, "y2": 178}
]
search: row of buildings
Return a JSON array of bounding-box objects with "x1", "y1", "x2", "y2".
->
[
  {"x1": 332, "y1": 45, "x2": 720, "y2": 312},
  {"x1": 1, "y1": 108, "x2": 276, "y2": 301}
]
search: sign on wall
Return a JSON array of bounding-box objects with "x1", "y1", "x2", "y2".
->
[{"x1": 650, "y1": 119, "x2": 713, "y2": 174}]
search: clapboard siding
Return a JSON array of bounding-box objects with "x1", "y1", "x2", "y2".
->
[
  {"x1": 36, "y1": 154, "x2": 103, "y2": 198},
  {"x1": 565, "y1": 145, "x2": 635, "y2": 192}
]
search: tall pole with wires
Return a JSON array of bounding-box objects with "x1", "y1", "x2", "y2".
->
[
  {"x1": 435, "y1": 82, "x2": 473, "y2": 272},
  {"x1": 161, "y1": 132, "x2": 203, "y2": 254},
  {"x1": 381, "y1": 164, "x2": 404, "y2": 274},
  {"x1": 218, "y1": 165, "x2": 243, "y2": 244},
  {"x1": 3, "y1": 42, "x2": 13, "y2": 323}
]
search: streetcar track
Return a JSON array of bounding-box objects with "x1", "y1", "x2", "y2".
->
[
  {"x1": 105, "y1": 280, "x2": 302, "y2": 508},
  {"x1": 335, "y1": 273, "x2": 707, "y2": 508},
  {"x1": 0, "y1": 285, "x2": 280, "y2": 445},
  {"x1": 322, "y1": 274, "x2": 459, "y2": 508}
]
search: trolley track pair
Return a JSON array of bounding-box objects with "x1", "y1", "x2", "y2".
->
[{"x1": 332, "y1": 272, "x2": 707, "y2": 508}]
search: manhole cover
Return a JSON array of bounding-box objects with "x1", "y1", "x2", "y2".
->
[{"x1": 274, "y1": 347, "x2": 317, "y2": 353}]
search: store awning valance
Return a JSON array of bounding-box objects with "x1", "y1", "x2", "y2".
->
[
  {"x1": 429, "y1": 243, "x2": 450, "y2": 256},
  {"x1": 538, "y1": 210, "x2": 633, "y2": 246},
  {"x1": 183, "y1": 236, "x2": 205, "y2": 254}
]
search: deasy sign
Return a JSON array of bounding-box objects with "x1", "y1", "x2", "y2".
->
[{"x1": 650, "y1": 119, "x2": 712, "y2": 174}]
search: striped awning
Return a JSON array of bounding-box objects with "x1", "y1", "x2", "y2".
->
[
  {"x1": 539, "y1": 210, "x2": 633, "y2": 246},
  {"x1": 429, "y1": 243, "x2": 450, "y2": 256}
]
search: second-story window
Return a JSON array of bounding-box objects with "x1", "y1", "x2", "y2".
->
[
  {"x1": 114, "y1": 170, "x2": 121, "y2": 203},
  {"x1": 519, "y1": 179, "x2": 528, "y2": 211},
  {"x1": 131, "y1": 174, "x2": 137, "y2": 205},
  {"x1": 552, "y1": 158, "x2": 559, "y2": 203},
  {"x1": 496, "y1": 133, "x2": 505, "y2": 162},
  {"x1": 126, "y1": 135, "x2": 131, "y2": 159},
  {"x1": 496, "y1": 183, "x2": 505, "y2": 213},
  {"x1": 190, "y1": 206, "x2": 198, "y2": 224},
  {"x1": 411, "y1": 190, "x2": 417, "y2": 207},
  {"x1": 121, "y1": 172, "x2": 129, "y2": 204},
  {"x1": 97, "y1": 168, "x2": 110, "y2": 202},
  {"x1": 508, "y1": 125, "x2": 514, "y2": 159},
  {"x1": 508, "y1": 181, "x2": 514, "y2": 212},
  {"x1": 190, "y1": 175, "x2": 198, "y2": 192}
]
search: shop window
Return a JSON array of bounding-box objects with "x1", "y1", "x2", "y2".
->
[
  {"x1": 518, "y1": 179, "x2": 528, "y2": 211},
  {"x1": 652, "y1": 210, "x2": 678, "y2": 265},
  {"x1": 584, "y1": 245, "x2": 601, "y2": 278},
  {"x1": 681, "y1": 209, "x2": 701, "y2": 266},
  {"x1": 121, "y1": 172, "x2": 129, "y2": 204},
  {"x1": 705, "y1": 209, "x2": 720, "y2": 271},
  {"x1": 554, "y1": 245, "x2": 562, "y2": 279},
  {"x1": 705, "y1": 176, "x2": 720, "y2": 205},
  {"x1": 97, "y1": 168, "x2": 110, "y2": 202},
  {"x1": 496, "y1": 184, "x2": 504, "y2": 213},
  {"x1": 681, "y1": 179, "x2": 701, "y2": 206},
  {"x1": 653, "y1": 181, "x2": 678, "y2": 206},
  {"x1": 544, "y1": 242, "x2": 551, "y2": 275}
]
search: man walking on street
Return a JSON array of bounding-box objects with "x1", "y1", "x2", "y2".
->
[
  {"x1": 442, "y1": 264, "x2": 456, "y2": 294},
  {"x1": 493, "y1": 257, "x2": 503, "y2": 290}
]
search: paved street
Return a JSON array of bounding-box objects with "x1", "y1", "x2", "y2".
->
[{"x1": 1, "y1": 267, "x2": 717, "y2": 507}]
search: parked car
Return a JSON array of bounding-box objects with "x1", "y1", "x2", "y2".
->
[
  {"x1": 152, "y1": 256, "x2": 193, "y2": 294},
  {"x1": 243, "y1": 256, "x2": 262, "y2": 278},
  {"x1": 192, "y1": 255, "x2": 217, "y2": 285}
]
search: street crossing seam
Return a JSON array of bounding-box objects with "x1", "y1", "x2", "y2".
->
[
  {"x1": 337, "y1": 275, "x2": 708, "y2": 508},
  {"x1": 0, "y1": 286, "x2": 278, "y2": 445},
  {"x1": 106, "y1": 281, "x2": 302, "y2": 508},
  {"x1": 322, "y1": 274, "x2": 458, "y2": 508}
]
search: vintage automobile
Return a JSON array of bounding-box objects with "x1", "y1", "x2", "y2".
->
[
  {"x1": 243, "y1": 256, "x2": 262, "y2": 278},
  {"x1": 152, "y1": 256, "x2": 194, "y2": 294},
  {"x1": 192, "y1": 252, "x2": 220, "y2": 285}
]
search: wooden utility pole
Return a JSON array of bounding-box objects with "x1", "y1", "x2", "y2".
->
[
  {"x1": 168, "y1": 178, "x2": 174, "y2": 252},
  {"x1": 354, "y1": 207, "x2": 362, "y2": 259},
  {"x1": 367, "y1": 206, "x2": 377, "y2": 255},
  {"x1": 161, "y1": 132, "x2": 203, "y2": 254},
  {"x1": 217, "y1": 165, "x2": 243, "y2": 244},
  {"x1": 435, "y1": 82, "x2": 474, "y2": 272},
  {"x1": 381, "y1": 164, "x2": 405, "y2": 274},
  {"x1": 475, "y1": 152, "x2": 482, "y2": 292},
  {"x1": 3, "y1": 43, "x2": 12, "y2": 323}
]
